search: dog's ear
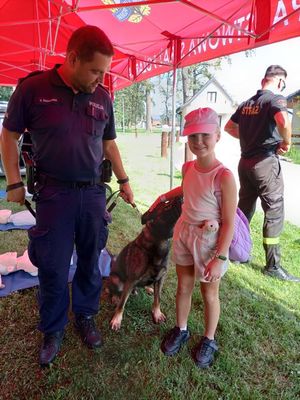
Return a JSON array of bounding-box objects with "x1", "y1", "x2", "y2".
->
[
  {"x1": 141, "y1": 209, "x2": 151, "y2": 225},
  {"x1": 141, "y1": 207, "x2": 157, "y2": 225}
]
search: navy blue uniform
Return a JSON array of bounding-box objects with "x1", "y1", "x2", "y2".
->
[
  {"x1": 231, "y1": 90, "x2": 287, "y2": 268},
  {"x1": 3, "y1": 67, "x2": 116, "y2": 333}
]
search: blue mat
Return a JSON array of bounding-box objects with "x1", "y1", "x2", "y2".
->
[
  {"x1": 0, "y1": 248, "x2": 112, "y2": 297},
  {"x1": 0, "y1": 223, "x2": 34, "y2": 231}
]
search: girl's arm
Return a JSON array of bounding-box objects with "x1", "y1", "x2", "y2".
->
[
  {"x1": 148, "y1": 186, "x2": 183, "y2": 212},
  {"x1": 216, "y1": 169, "x2": 237, "y2": 256},
  {"x1": 204, "y1": 170, "x2": 237, "y2": 281}
]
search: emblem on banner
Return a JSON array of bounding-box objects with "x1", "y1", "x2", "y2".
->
[{"x1": 101, "y1": 0, "x2": 151, "y2": 23}]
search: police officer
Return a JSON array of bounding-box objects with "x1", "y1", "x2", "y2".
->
[
  {"x1": 225, "y1": 65, "x2": 300, "y2": 282},
  {"x1": 1, "y1": 25, "x2": 134, "y2": 367}
]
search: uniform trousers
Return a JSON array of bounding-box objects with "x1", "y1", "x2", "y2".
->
[
  {"x1": 28, "y1": 184, "x2": 107, "y2": 334},
  {"x1": 238, "y1": 154, "x2": 284, "y2": 268}
]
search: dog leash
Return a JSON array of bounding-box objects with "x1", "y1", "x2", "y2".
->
[
  {"x1": 24, "y1": 199, "x2": 36, "y2": 218},
  {"x1": 106, "y1": 190, "x2": 121, "y2": 213},
  {"x1": 106, "y1": 189, "x2": 143, "y2": 218}
]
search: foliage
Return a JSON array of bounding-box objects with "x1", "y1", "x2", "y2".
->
[
  {"x1": 158, "y1": 71, "x2": 174, "y2": 125},
  {"x1": 114, "y1": 81, "x2": 154, "y2": 131},
  {"x1": 156, "y1": 62, "x2": 222, "y2": 126},
  {"x1": 286, "y1": 145, "x2": 300, "y2": 164},
  {"x1": 0, "y1": 132, "x2": 299, "y2": 399},
  {"x1": 113, "y1": 58, "x2": 227, "y2": 130},
  {"x1": 179, "y1": 59, "x2": 223, "y2": 101},
  {"x1": 0, "y1": 86, "x2": 13, "y2": 101}
]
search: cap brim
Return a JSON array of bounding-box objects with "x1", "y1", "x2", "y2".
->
[{"x1": 182, "y1": 123, "x2": 218, "y2": 136}]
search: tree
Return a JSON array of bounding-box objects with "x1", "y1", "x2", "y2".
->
[
  {"x1": 145, "y1": 81, "x2": 154, "y2": 132},
  {"x1": 0, "y1": 86, "x2": 13, "y2": 101},
  {"x1": 114, "y1": 81, "x2": 154, "y2": 134},
  {"x1": 158, "y1": 72, "x2": 173, "y2": 125},
  {"x1": 179, "y1": 59, "x2": 223, "y2": 105}
]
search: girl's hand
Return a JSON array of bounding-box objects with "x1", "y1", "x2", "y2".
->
[
  {"x1": 148, "y1": 195, "x2": 166, "y2": 212},
  {"x1": 204, "y1": 258, "x2": 223, "y2": 282}
]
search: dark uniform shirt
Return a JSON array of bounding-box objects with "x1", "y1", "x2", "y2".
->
[
  {"x1": 231, "y1": 90, "x2": 288, "y2": 158},
  {"x1": 3, "y1": 66, "x2": 116, "y2": 181}
]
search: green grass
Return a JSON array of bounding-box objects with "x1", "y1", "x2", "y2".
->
[
  {"x1": 0, "y1": 132, "x2": 300, "y2": 400},
  {"x1": 286, "y1": 145, "x2": 300, "y2": 165}
]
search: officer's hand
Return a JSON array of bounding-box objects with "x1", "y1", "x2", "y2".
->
[
  {"x1": 6, "y1": 186, "x2": 26, "y2": 205},
  {"x1": 276, "y1": 141, "x2": 290, "y2": 155},
  {"x1": 119, "y1": 183, "x2": 135, "y2": 207}
]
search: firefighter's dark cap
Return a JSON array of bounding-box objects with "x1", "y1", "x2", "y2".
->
[{"x1": 264, "y1": 65, "x2": 287, "y2": 78}]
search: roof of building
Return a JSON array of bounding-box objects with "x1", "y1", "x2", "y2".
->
[{"x1": 177, "y1": 77, "x2": 237, "y2": 113}]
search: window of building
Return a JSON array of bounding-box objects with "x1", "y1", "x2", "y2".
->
[{"x1": 207, "y1": 91, "x2": 217, "y2": 103}]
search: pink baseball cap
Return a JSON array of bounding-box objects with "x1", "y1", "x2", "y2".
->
[{"x1": 182, "y1": 107, "x2": 219, "y2": 136}]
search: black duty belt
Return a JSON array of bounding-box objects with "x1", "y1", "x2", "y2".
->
[
  {"x1": 37, "y1": 174, "x2": 103, "y2": 188},
  {"x1": 241, "y1": 151, "x2": 276, "y2": 160}
]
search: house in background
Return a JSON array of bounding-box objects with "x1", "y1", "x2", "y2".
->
[{"x1": 177, "y1": 77, "x2": 238, "y2": 132}]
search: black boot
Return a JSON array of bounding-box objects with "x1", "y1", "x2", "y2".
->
[
  {"x1": 263, "y1": 266, "x2": 300, "y2": 282},
  {"x1": 39, "y1": 330, "x2": 64, "y2": 367},
  {"x1": 75, "y1": 315, "x2": 103, "y2": 349}
]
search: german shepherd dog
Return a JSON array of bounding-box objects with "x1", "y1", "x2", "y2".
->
[{"x1": 108, "y1": 196, "x2": 183, "y2": 330}]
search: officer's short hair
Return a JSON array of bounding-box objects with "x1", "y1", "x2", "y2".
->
[
  {"x1": 67, "y1": 25, "x2": 114, "y2": 61},
  {"x1": 264, "y1": 65, "x2": 287, "y2": 79}
]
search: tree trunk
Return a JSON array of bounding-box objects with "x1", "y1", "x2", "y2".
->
[
  {"x1": 146, "y1": 91, "x2": 152, "y2": 132},
  {"x1": 181, "y1": 67, "x2": 190, "y2": 104},
  {"x1": 161, "y1": 132, "x2": 168, "y2": 157}
]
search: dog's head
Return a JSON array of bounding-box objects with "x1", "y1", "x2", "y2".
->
[{"x1": 141, "y1": 195, "x2": 183, "y2": 240}]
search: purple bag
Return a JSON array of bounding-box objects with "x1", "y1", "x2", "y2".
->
[
  {"x1": 228, "y1": 206, "x2": 252, "y2": 262},
  {"x1": 214, "y1": 167, "x2": 252, "y2": 263}
]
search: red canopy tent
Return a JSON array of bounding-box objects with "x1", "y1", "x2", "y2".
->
[
  {"x1": 0, "y1": 0, "x2": 300, "y2": 90},
  {"x1": 0, "y1": 0, "x2": 299, "y2": 186}
]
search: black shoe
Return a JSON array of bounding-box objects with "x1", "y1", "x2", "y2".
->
[
  {"x1": 192, "y1": 336, "x2": 218, "y2": 369},
  {"x1": 263, "y1": 266, "x2": 300, "y2": 282},
  {"x1": 39, "y1": 330, "x2": 64, "y2": 368},
  {"x1": 75, "y1": 315, "x2": 103, "y2": 349},
  {"x1": 161, "y1": 326, "x2": 190, "y2": 356}
]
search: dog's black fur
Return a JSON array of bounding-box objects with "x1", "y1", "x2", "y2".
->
[{"x1": 108, "y1": 195, "x2": 183, "y2": 330}]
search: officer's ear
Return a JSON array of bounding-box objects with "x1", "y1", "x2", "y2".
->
[{"x1": 67, "y1": 51, "x2": 78, "y2": 67}]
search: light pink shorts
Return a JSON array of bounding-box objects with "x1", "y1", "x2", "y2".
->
[{"x1": 172, "y1": 217, "x2": 229, "y2": 282}]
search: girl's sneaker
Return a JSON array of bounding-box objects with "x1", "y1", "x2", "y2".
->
[
  {"x1": 192, "y1": 336, "x2": 218, "y2": 368},
  {"x1": 161, "y1": 326, "x2": 190, "y2": 356}
]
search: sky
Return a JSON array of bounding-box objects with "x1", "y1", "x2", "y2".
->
[{"x1": 214, "y1": 36, "x2": 300, "y2": 103}]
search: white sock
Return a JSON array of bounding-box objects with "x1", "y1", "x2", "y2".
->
[{"x1": 179, "y1": 326, "x2": 187, "y2": 331}]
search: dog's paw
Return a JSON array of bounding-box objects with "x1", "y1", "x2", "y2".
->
[
  {"x1": 110, "y1": 313, "x2": 123, "y2": 331},
  {"x1": 152, "y1": 308, "x2": 166, "y2": 324}
]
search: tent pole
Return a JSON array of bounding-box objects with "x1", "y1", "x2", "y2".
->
[{"x1": 170, "y1": 44, "x2": 178, "y2": 189}]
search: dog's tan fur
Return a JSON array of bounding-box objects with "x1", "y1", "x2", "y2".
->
[{"x1": 108, "y1": 196, "x2": 182, "y2": 330}]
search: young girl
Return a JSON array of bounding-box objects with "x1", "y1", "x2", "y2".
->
[{"x1": 157, "y1": 107, "x2": 237, "y2": 368}]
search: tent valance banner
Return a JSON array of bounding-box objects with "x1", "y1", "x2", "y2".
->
[{"x1": 0, "y1": 0, "x2": 299, "y2": 90}]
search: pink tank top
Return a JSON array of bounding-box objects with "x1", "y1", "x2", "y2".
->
[{"x1": 181, "y1": 161, "x2": 224, "y2": 225}]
